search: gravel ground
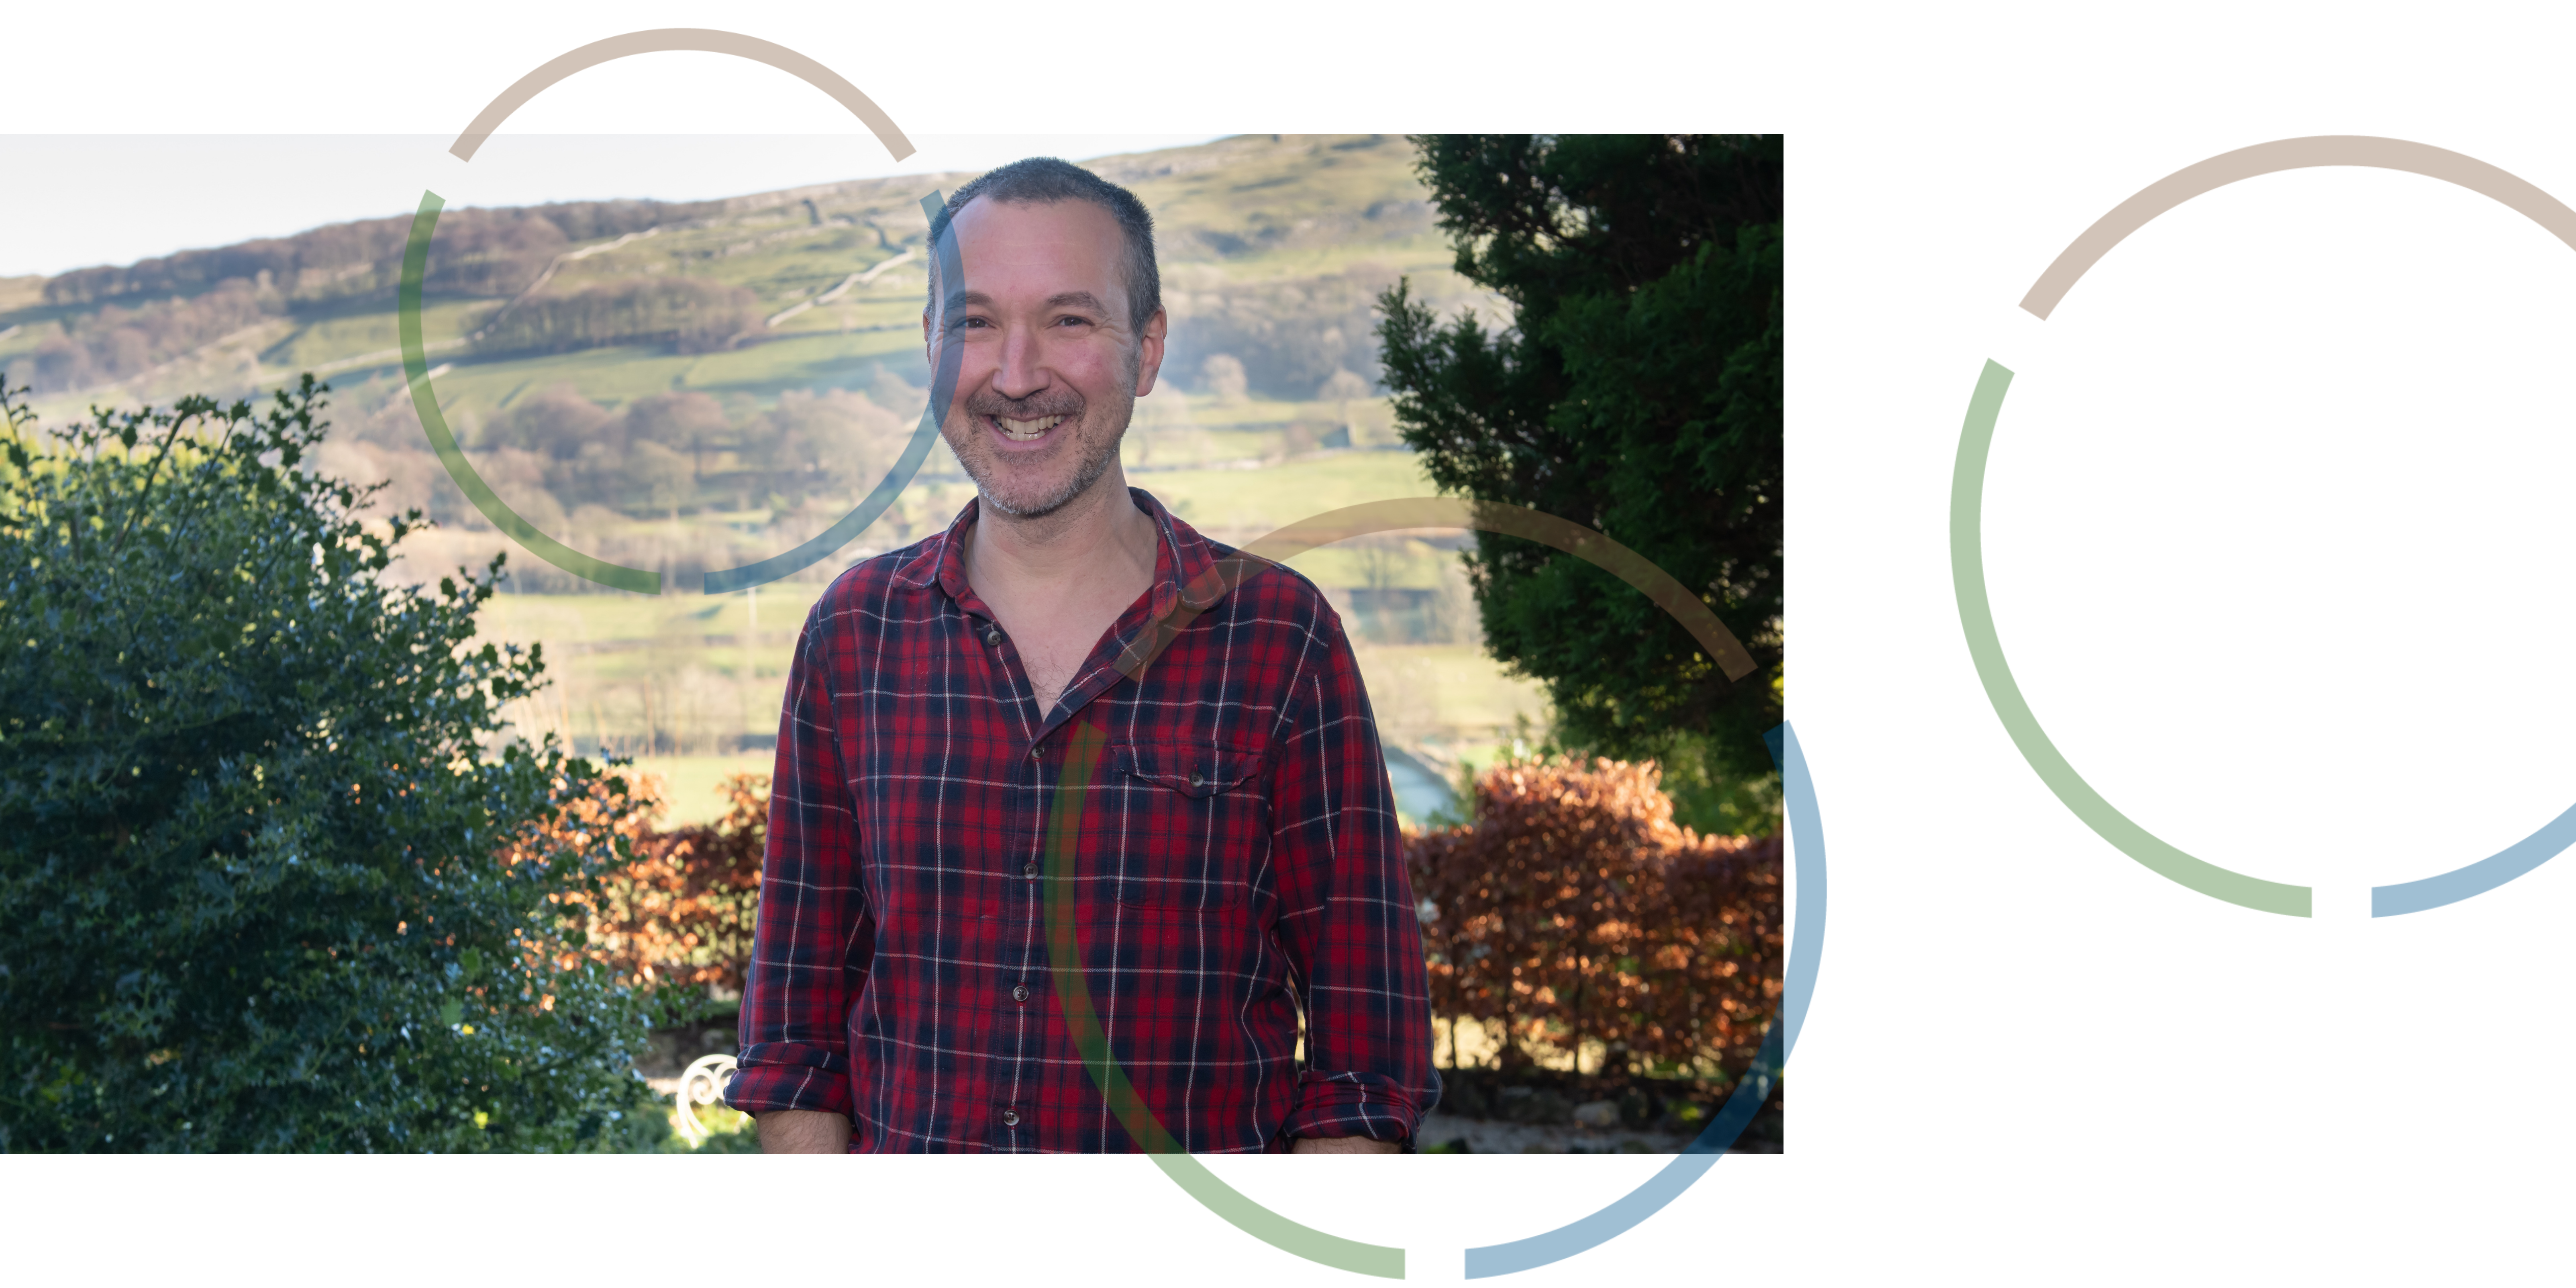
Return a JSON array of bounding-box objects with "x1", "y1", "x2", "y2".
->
[
  {"x1": 637, "y1": 1093, "x2": 1758, "y2": 1154},
  {"x1": 643, "y1": 1021, "x2": 1782, "y2": 1154},
  {"x1": 1414, "y1": 1110, "x2": 1701, "y2": 1153}
]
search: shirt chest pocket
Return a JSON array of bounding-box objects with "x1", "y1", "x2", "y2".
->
[{"x1": 1106, "y1": 742, "x2": 1267, "y2": 911}]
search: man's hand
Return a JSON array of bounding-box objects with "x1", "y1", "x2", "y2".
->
[
  {"x1": 758, "y1": 1109, "x2": 852, "y2": 1153},
  {"x1": 1289, "y1": 1134, "x2": 1402, "y2": 1154}
]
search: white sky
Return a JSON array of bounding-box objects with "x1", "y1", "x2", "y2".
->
[
  {"x1": 0, "y1": 4, "x2": 1759, "y2": 281},
  {"x1": 0, "y1": 135, "x2": 1225, "y2": 278}
]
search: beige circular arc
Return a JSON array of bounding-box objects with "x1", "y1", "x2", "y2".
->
[
  {"x1": 2020, "y1": 135, "x2": 2576, "y2": 319},
  {"x1": 446, "y1": 27, "x2": 914, "y2": 163}
]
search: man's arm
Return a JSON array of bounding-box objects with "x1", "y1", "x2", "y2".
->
[
  {"x1": 1264, "y1": 607, "x2": 1438, "y2": 1148},
  {"x1": 729, "y1": 602, "x2": 871, "y2": 1146},
  {"x1": 1289, "y1": 1134, "x2": 1402, "y2": 1154},
  {"x1": 759, "y1": 1110, "x2": 854, "y2": 1154}
]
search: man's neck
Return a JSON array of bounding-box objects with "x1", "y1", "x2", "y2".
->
[
  {"x1": 963, "y1": 465, "x2": 1162, "y2": 714},
  {"x1": 963, "y1": 463, "x2": 1159, "y2": 602}
]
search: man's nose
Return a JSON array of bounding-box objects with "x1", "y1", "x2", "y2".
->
[{"x1": 992, "y1": 322, "x2": 1047, "y2": 399}]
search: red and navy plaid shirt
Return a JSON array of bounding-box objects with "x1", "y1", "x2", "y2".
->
[{"x1": 729, "y1": 487, "x2": 1438, "y2": 1151}]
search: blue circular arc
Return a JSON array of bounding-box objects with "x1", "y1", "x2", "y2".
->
[
  {"x1": 2372, "y1": 802, "x2": 2576, "y2": 915},
  {"x1": 703, "y1": 190, "x2": 961, "y2": 594},
  {"x1": 1463, "y1": 719, "x2": 1825, "y2": 1279},
  {"x1": 402, "y1": 189, "x2": 952, "y2": 597}
]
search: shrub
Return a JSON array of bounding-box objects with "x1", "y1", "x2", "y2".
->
[
  {"x1": 0, "y1": 374, "x2": 668, "y2": 1151},
  {"x1": 571, "y1": 772, "x2": 767, "y2": 996},
  {"x1": 489, "y1": 753, "x2": 1781, "y2": 1084},
  {"x1": 1407, "y1": 756, "x2": 1781, "y2": 1077}
]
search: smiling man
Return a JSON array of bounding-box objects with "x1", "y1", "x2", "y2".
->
[{"x1": 730, "y1": 158, "x2": 1437, "y2": 1153}]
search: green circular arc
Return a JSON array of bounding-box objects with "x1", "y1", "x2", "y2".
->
[
  {"x1": 397, "y1": 191, "x2": 663, "y2": 595},
  {"x1": 1950, "y1": 360, "x2": 2311, "y2": 917},
  {"x1": 1041, "y1": 498, "x2": 1765, "y2": 1279},
  {"x1": 399, "y1": 27, "x2": 931, "y2": 596}
]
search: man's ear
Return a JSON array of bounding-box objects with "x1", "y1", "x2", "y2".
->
[{"x1": 1132, "y1": 308, "x2": 1169, "y2": 397}]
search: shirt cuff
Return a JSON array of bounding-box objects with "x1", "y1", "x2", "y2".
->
[
  {"x1": 726, "y1": 1041, "x2": 852, "y2": 1118},
  {"x1": 1282, "y1": 1069, "x2": 1422, "y2": 1144}
]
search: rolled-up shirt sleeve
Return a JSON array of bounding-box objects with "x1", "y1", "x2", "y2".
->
[
  {"x1": 1266, "y1": 611, "x2": 1439, "y2": 1144},
  {"x1": 730, "y1": 601, "x2": 868, "y2": 1118}
]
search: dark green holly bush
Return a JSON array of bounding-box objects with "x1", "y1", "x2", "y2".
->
[{"x1": 0, "y1": 373, "x2": 670, "y2": 1151}]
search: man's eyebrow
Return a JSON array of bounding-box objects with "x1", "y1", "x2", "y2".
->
[
  {"x1": 937, "y1": 289, "x2": 1110, "y2": 317},
  {"x1": 1044, "y1": 291, "x2": 1111, "y2": 315}
]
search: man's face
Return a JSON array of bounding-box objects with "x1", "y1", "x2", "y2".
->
[{"x1": 925, "y1": 198, "x2": 1166, "y2": 519}]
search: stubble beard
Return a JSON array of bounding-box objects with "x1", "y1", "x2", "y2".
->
[{"x1": 945, "y1": 361, "x2": 1139, "y2": 521}]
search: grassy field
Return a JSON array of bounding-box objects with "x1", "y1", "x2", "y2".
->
[
  {"x1": 622, "y1": 753, "x2": 778, "y2": 826},
  {"x1": 469, "y1": 447, "x2": 1545, "y2": 825}
]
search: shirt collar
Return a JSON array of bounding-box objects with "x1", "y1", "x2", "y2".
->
[{"x1": 901, "y1": 486, "x2": 1237, "y2": 621}]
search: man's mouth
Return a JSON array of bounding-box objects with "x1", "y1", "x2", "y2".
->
[{"x1": 990, "y1": 413, "x2": 1068, "y2": 441}]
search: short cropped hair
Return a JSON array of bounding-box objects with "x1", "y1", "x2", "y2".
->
[{"x1": 926, "y1": 157, "x2": 1161, "y2": 336}]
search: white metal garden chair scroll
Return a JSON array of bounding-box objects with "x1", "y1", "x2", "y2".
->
[{"x1": 673, "y1": 1053, "x2": 739, "y2": 1145}]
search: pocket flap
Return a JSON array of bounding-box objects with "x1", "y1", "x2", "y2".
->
[{"x1": 1115, "y1": 743, "x2": 1259, "y2": 798}]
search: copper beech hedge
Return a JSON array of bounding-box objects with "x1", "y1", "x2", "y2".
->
[
  {"x1": 1406, "y1": 756, "x2": 1783, "y2": 1076},
  {"x1": 505, "y1": 770, "x2": 768, "y2": 995},
  {"x1": 540, "y1": 756, "x2": 1779, "y2": 1081}
]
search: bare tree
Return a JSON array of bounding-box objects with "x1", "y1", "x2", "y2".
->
[
  {"x1": 1318, "y1": 367, "x2": 1372, "y2": 445},
  {"x1": 1198, "y1": 353, "x2": 1249, "y2": 404}
]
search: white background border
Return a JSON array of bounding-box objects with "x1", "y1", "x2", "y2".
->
[{"x1": 9, "y1": 2, "x2": 2574, "y2": 1283}]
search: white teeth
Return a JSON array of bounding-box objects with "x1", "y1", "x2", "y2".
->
[{"x1": 996, "y1": 414, "x2": 1065, "y2": 440}]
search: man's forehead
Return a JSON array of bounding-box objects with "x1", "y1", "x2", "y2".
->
[
  {"x1": 944, "y1": 200, "x2": 1127, "y2": 292},
  {"x1": 953, "y1": 198, "x2": 1121, "y2": 253}
]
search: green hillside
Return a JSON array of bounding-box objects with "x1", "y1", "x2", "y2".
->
[
  {"x1": 2, "y1": 134, "x2": 1492, "y2": 425},
  {"x1": 0, "y1": 135, "x2": 1539, "y2": 821}
]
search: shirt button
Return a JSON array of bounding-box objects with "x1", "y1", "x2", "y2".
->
[
  {"x1": 1002, "y1": 1110, "x2": 1021, "y2": 1127},
  {"x1": 1023, "y1": 861, "x2": 1040, "y2": 878},
  {"x1": 983, "y1": 627, "x2": 1004, "y2": 646},
  {"x1": 1012, "y1": 984, "x2": 1030, "y2": 1003}
]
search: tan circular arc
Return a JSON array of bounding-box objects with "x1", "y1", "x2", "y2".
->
[
  {"x1": 2020, "y1": 135, "x2": 2576, "y2": 320},
  {"x1": 1114, "y1": 497, "x2": 1760, "y2": 685},
  {"x1": 446, "y1": 27, "x2": 914, "y2": 163}
]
